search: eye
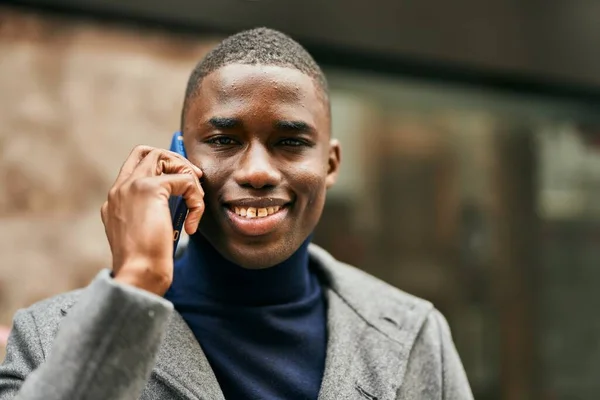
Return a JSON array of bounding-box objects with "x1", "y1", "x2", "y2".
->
[
  {"x1": 206, "y1": 136, "x2": 237, "y2": 146},
  {"x1": 279, "y1": 138, "x2": 309, "y2": 147}
]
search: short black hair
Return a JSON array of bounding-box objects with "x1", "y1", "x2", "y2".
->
[{"x1": 181, "y1": 27, "x2": 329, "y2": 129}]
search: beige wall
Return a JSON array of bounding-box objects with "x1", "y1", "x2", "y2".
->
[{"x1": 0, "y1": 8, "x2": 220, "y2": 330}]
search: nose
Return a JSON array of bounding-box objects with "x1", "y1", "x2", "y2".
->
[{"x1": 234, "y1": 141, "x2": 281, "y2": 189}]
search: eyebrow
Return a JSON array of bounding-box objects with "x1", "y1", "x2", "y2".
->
[
  {"x1": 209, "y1": 117, "x2": 240, "y2": 129},
  {"x1": 207, "y1": 117, "x2": 315, "y2": 134},
  {"x1": 275, "y1": 120, "x2": 315, "y2": 134}
]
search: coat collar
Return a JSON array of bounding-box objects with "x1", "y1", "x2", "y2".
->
[
  {"x1": 152, "y1": 244, "x2": 433, "y2": 400},
  {"x1": 59, "y1": 244, "x2": 432, "y2": 400}
]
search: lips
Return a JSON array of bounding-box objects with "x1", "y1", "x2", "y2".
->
[{"x1": 223, "y1": 198, "x2": 290, "y2": 236}]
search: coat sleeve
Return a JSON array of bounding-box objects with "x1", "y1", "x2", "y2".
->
[
  {"x1": 397, "y1": 309, "x2": 474, "y2": 400},
  {"x1": 0, "y1": 310, "x2": 45, "y2": 399},
  {"x1": 0, "y1": 270, "x2": 174, "y2": 400}
]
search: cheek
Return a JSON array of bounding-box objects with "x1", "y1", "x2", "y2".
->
[
  {"x1": 186, "y1": 142, "x2": 231, "y2": 183},
  {"x1": 290, "y1": 164, "x2": 328, "y2": 207},
  {"x1": 192, "y1": 158, "x2": 228, "y2": 199}
]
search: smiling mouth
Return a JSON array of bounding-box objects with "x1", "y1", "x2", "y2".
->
[
  {"x1": 224, "y1": 202, "x2": 289, "y2": 237},
  {"x1": 231, "y1": 206, "x2": 282, "y2": 219}
]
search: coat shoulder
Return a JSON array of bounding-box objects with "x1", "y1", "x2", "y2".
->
[
  {"x1": 309, "y1": 244, "x2": 435, "y2": 339},
  {"x1": 334, "y1": 258, "x2": 430, "y2": 303},
  {"x1": 331, "y1": 259, "x2": 434, "y2": 319}
]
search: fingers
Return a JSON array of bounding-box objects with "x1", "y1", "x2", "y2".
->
[
  {"x1": 106, "y1": 146, "x2": 205, "y2": 234},
  {"x1": 112, "y1": 145, "x2": 154, "y2": 187},
  {"x1": 131, "y1": 174, "x2": 205, "y2": 234},
  {"x1": 164, "y1": 174, "x2": 205, "y2": 234},
  {"x1": 113, "y1": 146, "x2": 203, "y2": 188},
  {"x1": 130, "y1": 148, "x2": 203, "y2": 196},
  {"x1": 134, "y1": 148, "x2": 202, "y2": 179},
  {"x1": 163, "y1": 150, "x2": 203, "y2": 178}
]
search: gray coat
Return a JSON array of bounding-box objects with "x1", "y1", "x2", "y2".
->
[{"x1": 0, "y1": 244, "x2": 474, "y2": 399}]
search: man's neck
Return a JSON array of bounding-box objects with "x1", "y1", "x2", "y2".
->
[{"x1": 171, "y1": 235, "x2": 313, "y2": 306}]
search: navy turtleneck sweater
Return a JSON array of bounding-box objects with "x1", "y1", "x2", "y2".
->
[{"x1": 164, "y1": 235, "x2": 327, "y2": 400}]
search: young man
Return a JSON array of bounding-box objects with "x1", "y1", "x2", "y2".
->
[{"x1": 0, "y1": 28, "x2": 473, "y2": 399}]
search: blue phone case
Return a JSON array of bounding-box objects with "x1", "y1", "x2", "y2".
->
[{"x1": 168, "y1": 131, "x2": 189, "y2": 257}]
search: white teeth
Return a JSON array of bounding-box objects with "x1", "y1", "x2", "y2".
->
[{"x1": 232, "y1": 205, "x2": 282, "y2": 218}]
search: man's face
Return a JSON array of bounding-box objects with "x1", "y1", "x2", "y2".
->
[{"x1": 182, "y1": 63, "x2": 340, "y2": 269}]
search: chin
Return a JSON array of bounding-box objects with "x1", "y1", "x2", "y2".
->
[
  {"x1": 224, "y1": 241, "x2": 292, "y2": 269},
  {"x1": 197, "y1": 221, "x2": 308, "y2": 269}
]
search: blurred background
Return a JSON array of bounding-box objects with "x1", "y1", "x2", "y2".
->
[{"x1": 1, "y1": 1, "x2": 600, "y2": 399}]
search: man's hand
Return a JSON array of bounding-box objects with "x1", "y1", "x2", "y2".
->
[{"x1": 101, "y1": 145, "x2": 204, "y2": 296}]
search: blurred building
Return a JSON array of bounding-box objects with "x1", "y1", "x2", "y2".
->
[{"x1": 1, "y1": 2, "x2": 600, "y2": 399}]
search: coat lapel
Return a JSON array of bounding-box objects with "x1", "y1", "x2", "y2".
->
[
  {"x1": 317, "y1": 288, "x2": 409, "y2": 400},
  {"x1": 151, "y1": 312, "x2": 225, "y2": 400},
  {"x1": 311, "y1": 244, "x2": 432, "y2": 400},
  {"x1": 317, "y1": 288, "x2": 367, "y2": 399}
]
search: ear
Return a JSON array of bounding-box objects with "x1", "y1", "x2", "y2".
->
[{"x1": 325, "y1": 139, "x2": 341, "y2": 189}]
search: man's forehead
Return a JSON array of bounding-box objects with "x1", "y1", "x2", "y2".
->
[
  {"x1": 202, "y1": 63, "x2": 320, "y2": 103},
  {"x1": 184, "y1": 63, "x2": 331, "y2": 134}
]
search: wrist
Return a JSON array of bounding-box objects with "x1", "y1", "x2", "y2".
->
[{"x1": 112, "y1": 263, "x2": 172, "y2": 297}]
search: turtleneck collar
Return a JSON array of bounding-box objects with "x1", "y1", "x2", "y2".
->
[{"x1": 168, "y1": 234, "x2": 313, "y2": 307}]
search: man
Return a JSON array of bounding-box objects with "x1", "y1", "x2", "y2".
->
[{"x1": 0, "y1": 28, "x2": 473, "y2": 399}]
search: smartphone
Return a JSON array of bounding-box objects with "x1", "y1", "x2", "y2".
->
[{"x1": 168, "y1": 131, "x2": 189, "y2": 257}]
